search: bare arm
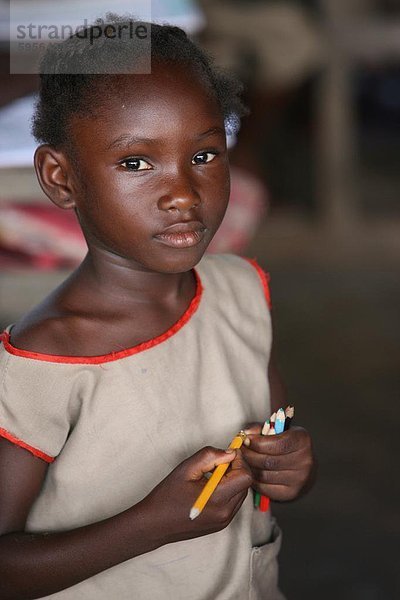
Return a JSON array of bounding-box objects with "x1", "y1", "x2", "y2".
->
[
  {"x1": 0, "y1": 437, "x2": 164, "y2": 600},
  {"x1": 0, "y1": 437, "x2": 252, "y2": 600}
]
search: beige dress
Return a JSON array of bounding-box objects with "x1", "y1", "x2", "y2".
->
[{"x1": 0, "y1": 254, "x2": 284, "y2": 600}]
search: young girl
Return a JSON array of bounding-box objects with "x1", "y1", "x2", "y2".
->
[{"x1": 0, "y1": 17, "x2": 315, "y2": 600}]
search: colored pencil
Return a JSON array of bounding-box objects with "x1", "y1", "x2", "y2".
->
[
  {"x1": 258, "y1": 405, "x2": 294, "y2": 512},
  {"x1": 284, "y1": 405, "x2": 294, "y2": 431},
  {"x1": 261, "y1": 419, "x2": 270, "y2": 436},
  {"x1": 259, "y1": 422, "x2": 276, "y2": 512},
  {"x1": 189, "y1": 431, "x2": 247, "y2": 520},
  {"x1": 274, "y1": 408, "x2": 286, "y2": 434},
  {"x1": 259, "y1": 494, "x2": 270, "y2": 511},
  {"x1": 285, "y1": 405, "x2": 294, "y2": 419},
  {"x1": 254, "y1": 413, "x2": 276, "y2": 508}
]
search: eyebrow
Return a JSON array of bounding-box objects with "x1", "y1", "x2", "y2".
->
[
  {"x1": 106, "y1": 127, "x2": 225, "y2": 151},
  {"x1": 106, "y1": 134, "x2": 155, "y2": 151},
  {"x1": 196, "y1": 126, "x2": 226, "y2": 140}
]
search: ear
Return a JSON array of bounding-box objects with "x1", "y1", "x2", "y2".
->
[{"x1": 34, "y1": 145, "x2": 77, "y2": 210}]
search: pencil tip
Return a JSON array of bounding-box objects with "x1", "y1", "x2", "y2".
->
[
  {"x1": 189, "y1": 508, "x2": 200, "y2": 520},
  {"x1": 261, "y1": 420, "x2": 270, "y2": 435},
  {"x1": 285, "y1": 405, "x2": 295, "y2": 418}
]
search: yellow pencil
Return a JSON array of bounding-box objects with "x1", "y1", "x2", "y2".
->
[{"x1": 189, "y1": 431, "x2": 247, "y2": 520}]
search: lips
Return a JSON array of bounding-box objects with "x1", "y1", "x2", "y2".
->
[{"x1": 154, "y1": 221, "x2": 207, "y2": 249}]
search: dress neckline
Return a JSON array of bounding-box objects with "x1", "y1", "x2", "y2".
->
[{"x1": 1, "y1": 269, "x2": 203, "y2": 365}]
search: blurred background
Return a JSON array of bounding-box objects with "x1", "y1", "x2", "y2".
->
[{"x1": 0, "y1": 1, "x2": 399, "y2": 598}]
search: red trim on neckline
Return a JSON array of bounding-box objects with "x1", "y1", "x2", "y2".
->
[
  {"x1": 0, "y1": 427, "x2": 54, "y2": 463},
  {"x1": 244, "y1": 258, "x2": 272, "y2": 309},
  {"x1": 1, "y1": 269, "x2": 203, "y2": 365}
]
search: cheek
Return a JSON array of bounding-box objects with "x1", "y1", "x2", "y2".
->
[
  {"x1": 73, "y1": 186, "x2": 147, "y2": 250},
  {"x1": 218, "y1": 159, "x2": 231, "y2": 197},
  {"x1": 205, "y1": 165, "x2": 231, "y2": 217}
]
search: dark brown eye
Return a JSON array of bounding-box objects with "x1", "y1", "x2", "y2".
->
[
  {"x1": 121, "y1": 158, "x2": 152, "y2": 171},
  {"x1": 192, "y1": 151, "x2": 217, "y2": 165}
]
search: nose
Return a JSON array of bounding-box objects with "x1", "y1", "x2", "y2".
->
[{"x1": 157, "y1": 178, "x2": 201, "y2": 214}]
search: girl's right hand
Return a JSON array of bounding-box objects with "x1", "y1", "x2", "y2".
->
[
  {"x1": 0, "y1": 441, "x2": 251, "y2": 599},
  {"x1": 141, "y1": 446, "x2": 253, "y2": 544}
]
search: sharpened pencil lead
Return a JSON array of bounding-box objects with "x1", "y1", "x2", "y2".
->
[
  {"x1": 261, "y1": 420, "x2": 270, "y2": 435},
  {"x1": 267, "y1": 422, "x2": 276, "y2": 436},
  {"x1": 189, "y1": 508, "x2": 200, "y2": 520},
  {"x1": 284, "y1": 405, "x2": 294, "y2": 430},
  {"x1": 285, "y1": 405, "x2": 294, "y2": 419}
]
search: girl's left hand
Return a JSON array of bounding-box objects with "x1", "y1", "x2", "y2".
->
[{"x1": 241, "y1": 424, "x2": 317, "y2": 502}]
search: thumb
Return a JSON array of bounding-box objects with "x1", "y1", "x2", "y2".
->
[
  {"x1": 243, "y1": 422, "x2": 262, "y2": 436},
  {"x1": 185, "y1": 446, "x2": 236, "y2": 481}
]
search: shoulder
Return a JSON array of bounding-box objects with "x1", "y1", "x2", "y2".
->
[
  {"x1": 3, "y1": 271, "x2": 103, "y2": 356},
  {"x1": 6, "y1": 311, "x2": 76, "y2": 357},
  {"x1": 0, "y1": 321, "x2": 85, "y2": 463},
  {"x1": 197, "y1": 253, "x2": 268, "y2": 278},
  {"x1": 0, "y1": 330, "x2": 81, "y2": 462},
  {"x1": 196, "y1": 254, "x2": 271, "y2": 309},
  {"x1": 2, "y1": 263, "x2": 107, "y2": 356},
  {"x1": 3, "y1": 283, "x2": 99, "y2": 357}
]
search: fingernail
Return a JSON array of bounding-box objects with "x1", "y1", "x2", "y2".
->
[
  {"x1": 243, "y1": 437, "x2": 250, "y2": 447},
  {"x1": 225, "y1": 448, "x2": 235, "y2": 453}
]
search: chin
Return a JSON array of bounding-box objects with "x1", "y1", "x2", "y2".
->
[
  {"x1": 148, "y1": 233, "x2": 213, "y2": 273},
  {"x1": 155, "y1": 246, "x2": 209, "y2": 274}
]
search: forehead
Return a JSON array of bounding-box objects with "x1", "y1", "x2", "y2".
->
[{"x1": 69, "y1": 63, "x2": 224, "y2": 148}]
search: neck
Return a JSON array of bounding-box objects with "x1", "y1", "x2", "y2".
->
[{"x1": 72, "y1": 248, "x2": 192, "y2": 308}]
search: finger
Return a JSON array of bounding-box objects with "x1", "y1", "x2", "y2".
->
[
  {"x1": 185, "y1": 446, "x2": 236, "y2": 481},
  {"x1": 225, "y1": 488, "x2": 249, "y2": 518},
  {"x1": 228, "y1": 449, "x2": 252, "y2": 475},
  {"x1": 242, "y1": 422, "x2": 263, "y2": 437},
  {"x1": 252, "y1": 468, "x2": 300, "y2": 487},
  {"x1": 244, "y1": 427, "x2": 311, "y2": 456},
  {"x1": 198, "y1": 488, "x2": 248, "y2": 524},
  {"x1": 221, "y1": 468, "x2": 253, "y2": 500},
  {"x1": 212, "y1": 486, "x2": 249, "y2": 520},
  {"x1": 252, "y1": 483, "x2": 293, "y2": 502},
  {"x1": 214, "y1": 459, "x2": 253, "y2": 502},
  {"x1": 242, "y1": 445, "x2": 310, "y2": 472}
]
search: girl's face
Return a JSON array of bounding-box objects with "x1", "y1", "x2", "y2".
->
[{"x1": 67, "y1": 63, "x2": 230, "y2": 274}]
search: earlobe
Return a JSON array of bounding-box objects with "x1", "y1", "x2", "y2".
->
[{"x1": 34, "y1": 145, "x2": 76, "y2": 210}]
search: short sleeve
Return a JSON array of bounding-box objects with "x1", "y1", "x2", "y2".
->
[
  {"x1": 243, "y1": 258, "x2": 272, "y2": 310},
  {"x1": 0, "y1": 341, "x2": 78, "y2": 463}
]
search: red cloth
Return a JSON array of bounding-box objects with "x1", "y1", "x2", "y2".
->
[{"x1": 0, "y1": 203, "x2": 86, "y2": 269}]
